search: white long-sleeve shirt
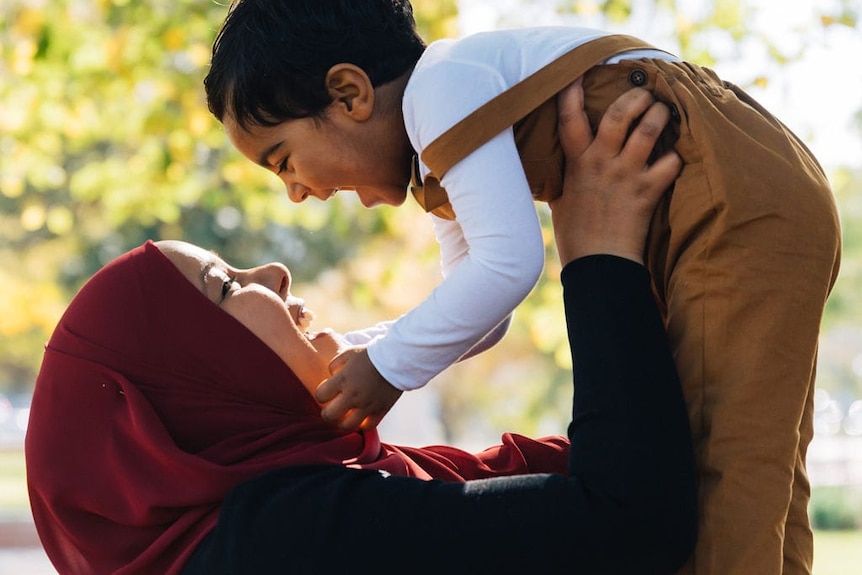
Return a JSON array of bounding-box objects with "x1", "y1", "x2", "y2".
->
[{"x1": 358, "y1": 26, "x2": 671, "y2": 391}]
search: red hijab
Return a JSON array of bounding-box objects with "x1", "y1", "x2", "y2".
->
[{"x1": 26, "y1": 241, "x2": 568, "y2": 574}]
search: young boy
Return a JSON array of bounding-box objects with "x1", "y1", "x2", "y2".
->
[{"x1": 204, "y1": 2, "x2": 841, "y2": 574}]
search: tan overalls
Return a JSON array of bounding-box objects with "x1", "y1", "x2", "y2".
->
[{"x1": 410, "y1": 35, "x2": 842, "y2": 575}]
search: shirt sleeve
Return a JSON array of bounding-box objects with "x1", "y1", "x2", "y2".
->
[
  {"x1": 342, "y1": 321, "x2": 394, "y2": 346},
  {"x1": 367, "y1": 124, "x2": 545, "y2": 392}
]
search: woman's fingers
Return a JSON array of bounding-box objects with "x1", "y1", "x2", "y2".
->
[
  {"x1": 590, "y1": 87, "x2": 655, "y2": 157},
  {"x1": 620, "y1": 97, "x2": 671, "y2": 168},
  {"x1": 551, "y1": 85, "x2": 682, "y2": 266},
  {"x1": 589, "y1": 87, "x2": 680, "y2": 193},
  {"x1": 644, "y1": 148, "x2": 683, "y2": 199},
  {"x1": 556, "y1": 78, "x2": 593, "y2": 160}
]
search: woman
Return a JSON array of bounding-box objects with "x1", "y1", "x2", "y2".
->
[{"x1": 26, "y1": 87, "x2": 696, "y2": 574}]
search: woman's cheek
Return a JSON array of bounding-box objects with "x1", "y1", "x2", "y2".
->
[
  {"x1": 277, "y1": 325, "x2": 333, "y2": 387},
  {"x1": 224, "y1": 300, "x2": 294, "y2": 358}
]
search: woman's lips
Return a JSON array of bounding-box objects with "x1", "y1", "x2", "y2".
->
[{"x1": 296, "y1": 305, "x2": 315, "y2": 332}]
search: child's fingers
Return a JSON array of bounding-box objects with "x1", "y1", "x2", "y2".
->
[
  {"x1": 336, "y1": 408, "x2": 367, "y2": 431},
  {"x1": 359, "y1": 414, "x2": 383, "y2": 431},
  {"x1": 317, "y1": 347, "x2": 359, "y2": 404},
  {"x1": 556, "y1": 78, "x2": 593, "y2": 160},
  {"x1": 317, "y1": 379, "x2": 366, "y2": 429},
  {"x1": 328, "y1": 354, "x2": 350, "y2": 375},
  {"x1": 592, "y1": 88, "x2": 655, "y2": 155},
  {"x1": 319, "y1": 391, "x2": 349, "y2": 422},
  {"x1": 315, "y1": 374, "x2": 341, "y2": 404},
  {"x1": 328, "y1": 347, "x2": 360, "y2": 375}
]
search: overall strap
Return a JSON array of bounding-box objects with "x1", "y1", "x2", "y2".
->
[{"x1": 411, "y1": 34, "x2": 660, "y2": 219}]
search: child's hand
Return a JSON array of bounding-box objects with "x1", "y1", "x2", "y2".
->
[
  {"x1": 315, "y1": 347, "x2": 403, "y2": 430},
  {"x1": 551, "y1": 83, "x2": 682, "y2": 266}
]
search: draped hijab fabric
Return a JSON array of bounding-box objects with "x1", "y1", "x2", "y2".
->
[{"x1": 25, "y1": 241, "x2": 568, "y2": 574}]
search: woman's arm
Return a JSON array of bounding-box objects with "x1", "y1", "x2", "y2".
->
[{"x1": 181, "y1": 87, "x2": 696, "y2": 575}]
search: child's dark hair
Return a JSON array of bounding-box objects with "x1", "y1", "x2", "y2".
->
[{"x1": 205, "y1": 0, "x2": 426, "y2": 130}]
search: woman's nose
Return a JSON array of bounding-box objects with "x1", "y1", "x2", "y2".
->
[{"x1": 244, "y1": 263, "x2": 291, "y2": 300}]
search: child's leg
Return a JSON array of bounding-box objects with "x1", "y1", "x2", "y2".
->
[
  {"x1": 783, "y1": 380, "x2": 816, "y2": 575},
  {"x1": 583, "y1": 61, "x2": 841, "y2": 575}
]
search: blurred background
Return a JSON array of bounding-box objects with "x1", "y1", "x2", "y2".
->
[{"x1": 1, "y1": 0, "x2": 860, "y2": 572}]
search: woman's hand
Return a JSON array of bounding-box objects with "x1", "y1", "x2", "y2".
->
[{"x1": 550, "y1": 81, "x2": 682, "y2": 266}]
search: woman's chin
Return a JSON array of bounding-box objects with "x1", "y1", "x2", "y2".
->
[
  {"x1": 304, "y1": 327, "x2": 332, "y2": 341},
  {"x1": 305, "y1": 328, "x2": 348, "y2": 361}
]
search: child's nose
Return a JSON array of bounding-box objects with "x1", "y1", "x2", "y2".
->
[{"x1": 286, "y1": 183, "x2": 309, "y2": 203}]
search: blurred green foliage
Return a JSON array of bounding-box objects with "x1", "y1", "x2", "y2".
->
[
  {"x1": 825, "y1": 167, "x2": 862, "y2": 327},
  {"x1": 811, "y1": 485, "x2": 862, "y2": 531},
  {"x1": 0, "y1": 0, "x2": 446, "y2": 394},
  {"x1": 1, "y1": 0, "x2": 860, "y2": 440}
]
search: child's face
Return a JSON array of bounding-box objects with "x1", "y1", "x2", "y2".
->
[{"x1": 224, "y1": 107, "x2": 412, "y2": 209}]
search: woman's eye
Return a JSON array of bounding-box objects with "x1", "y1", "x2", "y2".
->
[{"x1": 221, "y1": 278, "x2": 237, "y2": 299}]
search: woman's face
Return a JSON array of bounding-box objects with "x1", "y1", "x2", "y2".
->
[{"x1": 155, "y1": 240, "x2": 346, "y2": 397}]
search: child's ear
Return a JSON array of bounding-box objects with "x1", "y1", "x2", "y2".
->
[{"x1": 325, "y1": 64, "x2": 374, "y2": 121}]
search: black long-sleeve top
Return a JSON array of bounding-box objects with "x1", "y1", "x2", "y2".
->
[{"x1": 183, "y1": 255, "x2": 697, "y2": 575}]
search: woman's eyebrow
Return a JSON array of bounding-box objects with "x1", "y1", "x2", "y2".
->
[
  {"x1": 200, "y1": 251, "x2": 227, "y2": 292},
  {"x1": 200, "y1": 261, "x2": 216, "y2": 292}
]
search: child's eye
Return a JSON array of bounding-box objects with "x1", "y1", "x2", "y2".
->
[{"x1": 276, "y1": 157, "x2": 289, "y2": 175}]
